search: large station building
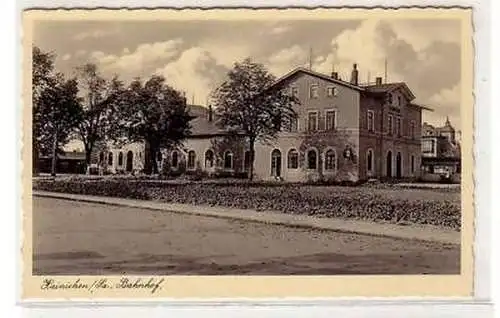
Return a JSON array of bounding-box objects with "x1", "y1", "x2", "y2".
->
[{"x1": 94, "y1": 64, "x2": 431, "y2": 182}]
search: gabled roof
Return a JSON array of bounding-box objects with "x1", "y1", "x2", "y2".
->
[
  {"x1": 270, "y1": 67, "x2": 420, "y2": 102},
  {"x1": 363, "y1": 82, "x2": 416, "y2": 101},
  {"x1": 271, "y1": 67, "x2": 365, "y2": 92}
]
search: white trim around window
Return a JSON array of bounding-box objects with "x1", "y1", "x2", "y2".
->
[
  {"x1": 326, "y1": 86, "x2": 338, "y2": 97},
  {"x1": 305, "y1": 147, "x2": 319, "y2": 170},
  {"x1": 410, "y1": 120, "x2": 416, "y2": 139},
  {"x1": 187, "y1": 149, "x2": 196, "y2": 170},
  {"x1": 204, "y1": 149, "x2": 215, "y2": 169},
  {"x1": 309, "y1": 84, "x2": 319, "y2": 99},
  {"x1": 323, "y1": 147, "x2": 338, "y2": 173},
  {"x1": 367, "y1": 110, "x2": 375, "y2": 132},
  {"x1": 287, "y1": 148, "x2": 299, "y2": 170},
  {"x1": 223, "y1": 150, "x2": 234, "y2": 170},
  {"x1": 307, "y1": 110, "x2": 319, "y2": 132},
  {"x1": 325, "y1": 108, "x2": 338, "y2": 131}
]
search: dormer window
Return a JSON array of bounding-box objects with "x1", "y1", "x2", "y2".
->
[
  {"x1": 327, "y1": 86, "x2": 338, "y2": 97},
  {"x1": 309, "y1": 84, "x2": 319, "y2": 99}
]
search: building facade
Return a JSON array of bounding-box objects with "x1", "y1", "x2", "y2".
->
[
  {"x1": 421, "y1": 118, "x2": 461, "y2": 176},
  {"x1": 93, "y1": 65, "x2": 429, "y2": 182}
]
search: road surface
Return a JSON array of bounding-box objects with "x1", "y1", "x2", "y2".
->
[{"x1": 32, "y1": 197, "x2": 460, "y2": 275}]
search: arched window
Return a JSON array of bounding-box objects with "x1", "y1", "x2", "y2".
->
[
  {"x1": 271, "y1": 149, "x2": 282, "y2": 177},
  {"x1": 108, "y1": 152, "x2": 113, "y2": 166},
  {"x1": 171, "y1": 151, "x2": 178, "y2": 168},
  {"x1": 118, "y1": 152, "x2": 123, "y2": 166},
  {"x1": 205, "y1": 150, "x2": 214, "y2": 168},
  {"x1": 307, "y1": 149, "x2": 317, "y2": 170},
  {"x1": 224, "y1": 151, "x2": 233, "y2": 169},
  {"x1": 187, "y1": 150, "x2": 196, "y2": 169},
  {"x1": 367, "y1": 149, "x2": 374, "y2": 172},
  {"x1": 324, "y1": 149, "x2": 337, "y2": 171},
  {"x1": 287, "y1": 149, "x2": 299, "y2": 169}
]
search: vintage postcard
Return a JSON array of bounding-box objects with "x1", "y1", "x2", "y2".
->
[{"x1": 22, "y1": 7, "x2": 474, "y2": 300}]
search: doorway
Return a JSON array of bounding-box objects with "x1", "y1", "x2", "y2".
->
[
  {"x1": 396, "y1": 152, "x2": 402, "y2": 178},
  {"x1": 386, "y1": 151, "x2": 392, "y2": 177},
  {"x1": 126, "y1": 151, "x2": 133, "y2": 172}
]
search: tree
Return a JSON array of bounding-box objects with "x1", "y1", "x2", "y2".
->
[
  {"x1": 75, "y1": 63, "x2": 124, "y2": 172},
  {"x1": 117, "y1": 75, "x2": 192, "y2": 175},
  {"x1": 36, "y1": 75, "x2": 83, "y2": 176},
  {"x1": 32, "y1": 46, "x2": 57, "y2": 174},
  {"x1": 211, "y1": 58, "x2": 299, "y2": 180},
  {"x1": 32, "y1": 46, "x2": 83, "y2": 176}
]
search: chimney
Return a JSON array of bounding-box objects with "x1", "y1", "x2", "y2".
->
[
  {"x1": 375, "y1": 77, "x2": 382, "y2": 85},
  {"x1": 350, "y1": 63, "x2": 359, "y2": 85},
  {"x1": 208, "y1": 104, "x2": 213, "y2": 122},
  {"x1": 331, "y1": 72, "x2": 338, "y2": 80}
]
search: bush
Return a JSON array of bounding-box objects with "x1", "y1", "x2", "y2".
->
[{"x1": 33, "y1": 179, "x2": 461, "y2": 230}]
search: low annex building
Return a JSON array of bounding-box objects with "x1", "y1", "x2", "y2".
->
[{"x1": 94, "y1": 64, "x2": 432, "y2": 182}]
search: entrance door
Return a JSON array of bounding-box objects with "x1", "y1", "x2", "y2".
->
[
  {"x1": 126, "y1": 151, "x2": 133, "y2": 172},
  {"x1": 271, "y1": 149, "x2": 282, "y2": 177},
  {"x1": 386, "y1": 151, "x2": 392, "y2": 177},
  {"x1": 396, "y1": 152, "x2": 402, "y2": 178}
]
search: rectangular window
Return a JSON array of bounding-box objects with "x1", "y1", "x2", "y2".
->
[
  {"x1": 410, "y1": 120, "x2": 416, "y2": 139},
  {"x1": 411, "y1": 155, "x2": 415, "y2": 174},
  {"x1": 396, "y1": 117, "x2": 402, "y2": 137},
  {"x1": 422, "y1": 140, "x2": 436, "y2": 154},
  {"x1": 309, "y1": 84, "x2": 319, "y2": 99},
  {"x1": 397, "y1": 96, "x2": 402, "y2": 106},
  {"x1": 388, "y1": 115, "x2": 393, "y2": 135},
  {"x1": 327, "y1": 86, "x2": 338, "y2": 97},
  {"x1": 326, "y1": 110, "x2": 337, "y2": 130},
  {"x1": 290, "y1": 86, "x2": 299, "y2": 97},
  {"x1": 367, "y1": 110, "x2": 374, "y2": 132},
  {"x1": 307, "y1": 111, "x2": 318, "y2": 131},
  {"x1": 288, "y1": 117, "x2": 298, "y2": 132}
]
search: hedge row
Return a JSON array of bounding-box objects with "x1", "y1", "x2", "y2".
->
[{"x1": 33, "y1": 179, "x2": 461, "y2": 230}]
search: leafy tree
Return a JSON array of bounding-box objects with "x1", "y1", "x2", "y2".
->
[
  {"x1": 36, "y1": 75, "x2": 83, "y2": 175},
  {"x1": 32, "y1": 46, "x2": 57, "y2": 174},
  {"x1": 117, "y1": 75, "x2": 192, "y2": 174},
  {"x1": 75, "y1": 63, "x2": 124, "y2": 172},
  {"x1": 211, "y1": 58, "x2": 299, "y2": 180},
  {"x1": 32, "y1": 46, "x2": 83, "y2": 175}
]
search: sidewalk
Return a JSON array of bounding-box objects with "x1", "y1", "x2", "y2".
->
[{"x1": 32, "y1": 191, "x2": 460, "y2": 245}]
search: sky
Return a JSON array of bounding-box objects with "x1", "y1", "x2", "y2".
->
[{"x1": 33, "y1": 17, "x2": 463, "y2": 150}]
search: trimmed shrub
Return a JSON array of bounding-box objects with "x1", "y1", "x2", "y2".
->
[{"x1": 33, "y1": 179, "x2": 461, "y2": 230}]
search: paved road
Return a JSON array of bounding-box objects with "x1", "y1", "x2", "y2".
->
[{"x1": 32, "y1": 197, "x2": 460, "y2": 275}]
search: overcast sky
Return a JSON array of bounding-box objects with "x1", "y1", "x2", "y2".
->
[{"x1": 33, "y1": 18, "x2": 462, "y2": 136}]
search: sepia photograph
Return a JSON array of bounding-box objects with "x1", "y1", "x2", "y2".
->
[{"x1": 22, "y1": 8, "x2": 474, "y2": 298}]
